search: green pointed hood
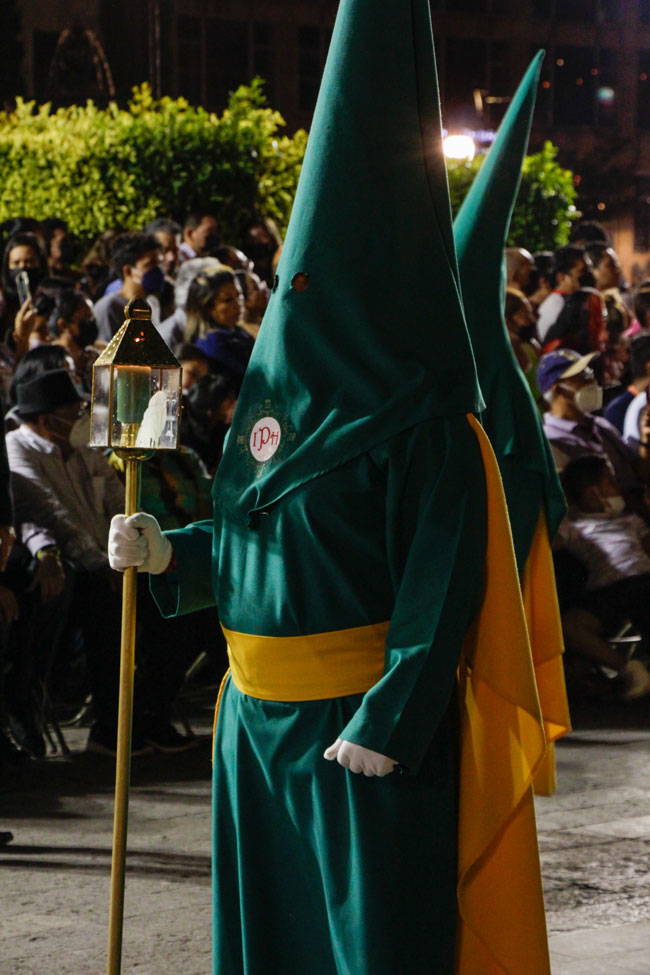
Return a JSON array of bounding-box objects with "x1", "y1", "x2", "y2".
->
[
  {"x1": 453, "y1": 52, "x2": 566, "y2": 554},
  {"x1": 214, "y1": 0, "x2": 482, "y2": 523}
]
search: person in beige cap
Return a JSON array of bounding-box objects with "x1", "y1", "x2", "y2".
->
[{"x1": 538, "y1": 349, "x2": 650, "y2": 512}]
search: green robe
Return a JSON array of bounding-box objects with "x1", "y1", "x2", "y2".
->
[{"x1": 152, "y1": 414, "x2": 487, "y2": 975}]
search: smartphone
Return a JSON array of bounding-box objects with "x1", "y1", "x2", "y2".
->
[{"x1": 16, "y1": 270, "x2": 31, "y2": 306}]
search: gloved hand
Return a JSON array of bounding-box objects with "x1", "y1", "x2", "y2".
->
[
  {"x1": 108, "y1": 513, "x2": 172, "y2": 575},
  {"x1": 323, "y1": 738, "x2": 397, "y2": 777}
]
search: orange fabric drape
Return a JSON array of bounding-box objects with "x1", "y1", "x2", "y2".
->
[
  {"x1": 522, "y1": 511, "x2": 572, "y2": 796},
  {"x1": 457, "y1": 416, "x2": 550, "y2": 975}
]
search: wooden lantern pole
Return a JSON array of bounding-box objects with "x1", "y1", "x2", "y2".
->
[
  {"x1": 91, "y1": 297, "x2": 182, "y2": 974},
  {"x1": 107, "y1": 454, "x2": 141, "y2": 975}
]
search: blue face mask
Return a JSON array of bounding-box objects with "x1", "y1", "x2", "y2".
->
[{"x1": 140, "y1": 266, "x2": 165, "y2": 295}]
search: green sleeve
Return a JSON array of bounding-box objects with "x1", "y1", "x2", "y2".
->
[
  {"x1": 340, "y1": 416, "x2": 487, "y2": 772},
  {"x1": 149, "y1": 518, "x2": 217, "y2": 618}
]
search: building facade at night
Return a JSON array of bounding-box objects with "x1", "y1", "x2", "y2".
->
[{"x1": 12, "y1": 0, "x2": 650, "y2": 274}]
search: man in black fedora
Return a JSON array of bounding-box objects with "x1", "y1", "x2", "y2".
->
[{"x1": 6, "y1": 368, "x2": 193, "y2": 756}]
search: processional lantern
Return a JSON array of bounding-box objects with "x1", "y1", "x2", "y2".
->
[
  {"x1": 90, "y1": 297, "x2": 181, "y2": 452},
  {"x1": 91, "y1": 298, "x2": 182, "y2": 975}
]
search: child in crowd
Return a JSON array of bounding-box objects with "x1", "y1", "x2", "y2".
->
[{"x1": 559, "y1": 453, "x2": 650, "y2": 698}]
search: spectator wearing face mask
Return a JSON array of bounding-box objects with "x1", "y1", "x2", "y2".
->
[
  {"x1": 94, "y1": 233, "x2": 164, "y2": 342},
  {"x1": 6, "y1": 368, "x2": 193, "y2": 755},
  {"x1": 3, "y1": 350, "x2": 90, "y2": 756},
  {"x1": 537, "y1": 349, "x2": 650, "y2": 512},
  {"x1": 0, "y1": 233, "x2": 48, "y2": 338},
  {"x1": 5, "y1": 370, "x2": 121, "y2": 751}
]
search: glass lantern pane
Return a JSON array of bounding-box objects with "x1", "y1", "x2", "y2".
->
[
  {"x1": 154, "y1": 369, "x2": 181, "y2": 450},
  {"x1": 107, "y1": 365, "x2": 181, "y2": 450},
  {"x1": 89, "y1": 365, "x2": 111, "y2": 447}
]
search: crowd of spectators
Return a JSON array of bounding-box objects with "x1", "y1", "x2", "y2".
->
[
  {"x1": 0, "y1": 210, "x2": 281, "y2": 773},
  {"x1": 0, "y1": 210, "x2": 648, "y2": 780},
  {"x1": 507, "y1": 220, "x2": 650, "y2": 701}
]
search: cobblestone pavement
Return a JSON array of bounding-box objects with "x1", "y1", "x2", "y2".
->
[
  {"x1": 0, "y1": 690, "x2": 648, "y2": 975},
  {"x1": 539, "y1": 698, "x2": 650, "y2": 974}
]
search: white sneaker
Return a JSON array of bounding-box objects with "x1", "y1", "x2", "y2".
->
[{"x1": 620, "y1": 660, "x2": 650, "y2": 700}]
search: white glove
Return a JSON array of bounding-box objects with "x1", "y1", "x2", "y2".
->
[
  {"x1": 323, "y1": 738, "x2": 397, "y2": 777},
  {"x1": 108, "y1": 513, "x2": 172, "y2": 575}
]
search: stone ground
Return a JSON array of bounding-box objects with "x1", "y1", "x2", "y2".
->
[
  {"x1": 538, "y1": 696, "x2": 650, "y2": 974},
  {"x1": 0, "y1": 685, "x2": 648, "y2": 975}
]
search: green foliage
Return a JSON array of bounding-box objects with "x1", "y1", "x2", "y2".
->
[
  {"x1": 508, "y1": 142, "x2": 577, "y2": 251},
  {"x1": 446, "y1": 156, "x2": 483, "y2": 218},
  {"x1": 0, "y1": 79, "x2": 307, "y2": 244},
  {"x1": 447, "y1": 141, "x2": 577, "y2": 252}
]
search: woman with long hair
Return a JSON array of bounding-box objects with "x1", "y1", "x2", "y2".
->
[{"x1": 185, "y1": 266, "x2": 254, "y2": 390}]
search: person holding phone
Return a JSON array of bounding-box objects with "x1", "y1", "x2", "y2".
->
[{"x1": 0, "y1": 232, "x2": 48, "y2": 337}]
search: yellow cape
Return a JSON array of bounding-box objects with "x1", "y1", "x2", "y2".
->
[
  {"x1": 523, "y1": 511, "x2": 572, "y2": 796},
  {"x1": 457, "y1": 417, "x2": 550, "y2": 974}
]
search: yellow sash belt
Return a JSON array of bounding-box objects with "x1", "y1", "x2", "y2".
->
[{"x1": 221, "y1": 620, "x2": 389, "y2": 701}]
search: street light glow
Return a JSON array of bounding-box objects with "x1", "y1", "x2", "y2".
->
[{"x1": 442, "y1": 134, "x2": 476, "y2": 161}]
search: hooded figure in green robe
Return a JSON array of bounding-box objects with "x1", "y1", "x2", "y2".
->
[
  {"x1": 453, "y1": 52, "x2": 571, "y2": 796},
  {"x1": 110, "y1": 3, "x2": 552, "y2": 973}
]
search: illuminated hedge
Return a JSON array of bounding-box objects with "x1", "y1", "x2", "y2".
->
[{"x1": 0, "y1": 79, "x2": 307, "y2": 243}]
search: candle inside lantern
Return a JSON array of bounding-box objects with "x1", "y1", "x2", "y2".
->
[{"x1": 115, "y1": 366, "x2": 151, "y2": 425}]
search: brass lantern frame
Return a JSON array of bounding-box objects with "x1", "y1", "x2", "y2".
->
[{"x1": 90, "y1": 297, "x2": 182, "y2": 455}]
